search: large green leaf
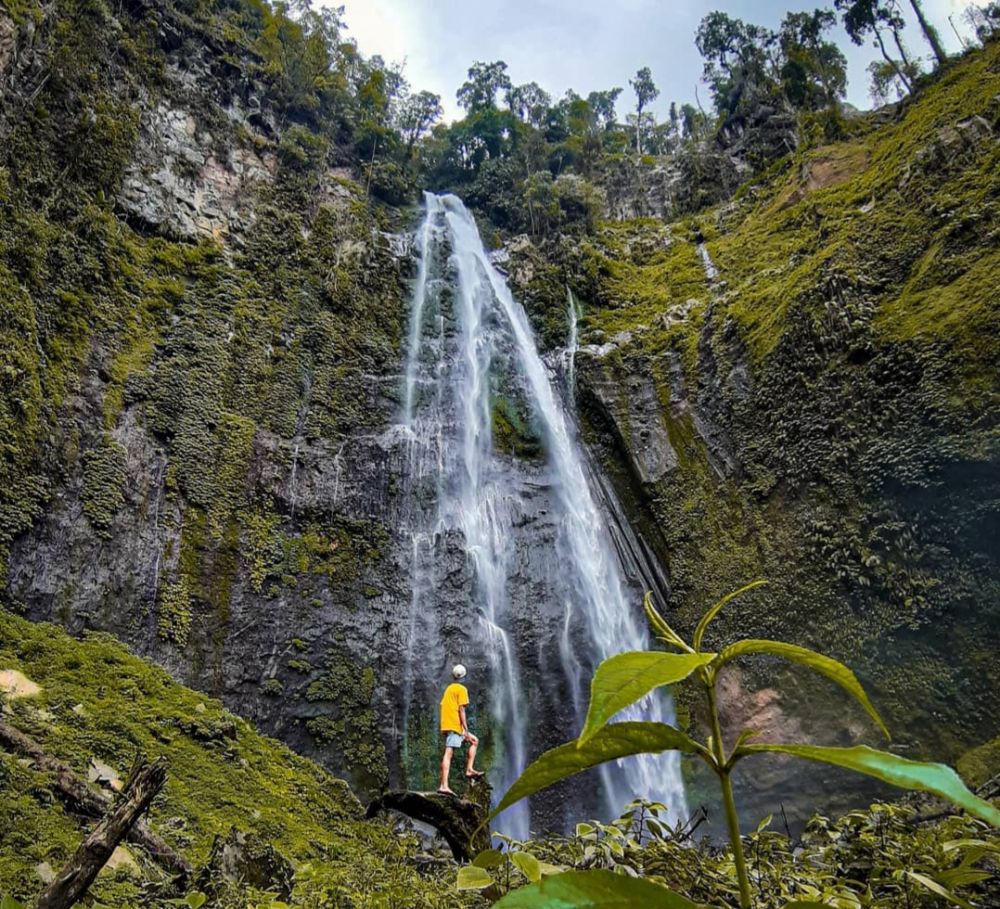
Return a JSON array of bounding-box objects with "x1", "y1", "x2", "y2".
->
[
  {"x1": 492, "y1": 722, "x2": 703, "y2": 820},
  {"x1": 456, "y1": 865, "x2": 494, "y2": 890},
  {"x1": 692, "y1": 579, "x2": 768, "y2": 652},
  {"x1": 491, "y1": 869, "x2": 703, "y2": 908},
  {"x1": 579, "y1": 651, "x2": 715, "y2": 744},
  {"x1": 511, "y1": 852, "x2": 541, "y2": 883},
  {"x1": 740, "y1": 744, "x2": 1000, "y2": 827},
  {"x1": 719, "y1": 640, "x2": 889, "y2": 739}
]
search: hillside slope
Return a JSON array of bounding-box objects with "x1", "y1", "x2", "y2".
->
[{"x1": 0, "y1": 608, "x2": 463, "y2": 907}]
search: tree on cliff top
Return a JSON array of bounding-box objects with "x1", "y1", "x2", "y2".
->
[{"x1": 629, "y1": 67, "x2": 659, "y2": 153}]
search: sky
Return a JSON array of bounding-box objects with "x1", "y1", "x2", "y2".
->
[{"x1": 327, "y1": 0, "x2": 989, "y2": 123}]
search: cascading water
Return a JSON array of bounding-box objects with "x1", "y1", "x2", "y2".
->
[{"x1": 400, "y1": 192, "x2": 687, "y2": 836}]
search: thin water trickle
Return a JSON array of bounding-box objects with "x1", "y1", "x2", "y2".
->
[
  {"x1": 400, "y1": 193, "x2": 687, "y2": 836},
  {"x1": 565, "y1": 286, "x2": 579, "y2": 404}
]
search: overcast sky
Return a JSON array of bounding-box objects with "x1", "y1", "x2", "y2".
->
[{"x1": 328, "y1": 0, "x2": 987, "y2": 122}]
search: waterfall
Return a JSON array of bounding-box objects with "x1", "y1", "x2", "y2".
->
[{"x1": 401, "y1": 192, "x2": 687, "y2": 837}]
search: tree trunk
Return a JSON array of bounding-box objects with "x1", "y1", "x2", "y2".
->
[
  {"x1": 875, "y1": 29, "x2": 912, "y2": 94},
  {"x1": 366, "y1": 787, "x2": 492, "y2": 862},
  {"x1": 0, "y1": 720, "x2": 190, "y2": 878},
  {"x1": 889, "y1": 24, "x2": 914, "y2": 72},
  {"x1": 907, "y1": 0, "x2": 947, "y2": 64},
  {"x1": 35, "y1": 758, "x2": 168, "y2": 909}
]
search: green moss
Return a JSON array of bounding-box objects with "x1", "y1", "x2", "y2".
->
[
  {"x1": 707, "y1": 38, "x2": 1000, "y2": 377},
  {"x1": 157, "y1": 576, "x2": 192, "y2": 646},
  {"x1": 80, "y1": 434, "x2": 127, "y2": 535},
  {"x1": 958, "y1": 735, "x2": 1000, "y2": 789},
  {"x1": 304, "y1": 654, "x2": 388, "y2": 792},
  {"x1": 0, "y1": 608, "x2": 464, "y2": 907},
  {"x1": 492, "y1": 395, "x2": 543, "y2": 458}
]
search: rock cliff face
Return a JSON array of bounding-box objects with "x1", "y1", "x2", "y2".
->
[
  {"x1": 2, "y1": 0, "x2": 998, "y2": 837},
  {"x1": 505, "y1": 42, "x2": 1000, "y2": 826},
  {"x1": 0, "y1": 0, "x2": 416, "y2": 797}
]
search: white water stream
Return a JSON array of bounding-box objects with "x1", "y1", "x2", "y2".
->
[{"x1": 401, "y1": 193, "x2": 687, "y2": 836}]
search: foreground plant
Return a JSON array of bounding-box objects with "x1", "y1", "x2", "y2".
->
[{"x1": 483, "y1": 580, "x2": 1000, "y2": 908}]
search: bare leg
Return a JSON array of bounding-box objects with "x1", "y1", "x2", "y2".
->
[
  {"x1": 465, "y1": 734, "x2": 483, "y2": 777},
  {"x1": 439, "y1": 746, "x2": 455, "y2": 793}
]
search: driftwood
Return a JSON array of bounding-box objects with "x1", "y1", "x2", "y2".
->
[
  {"x1": 35, "y1": 757, "x2": 167, "y2": 909},
  {"x1": 366, "y1": 787, "x2": 492, "y2": 862},
  {"x1": 0, "y1": 720, "x2": 191, "y2": 878}
]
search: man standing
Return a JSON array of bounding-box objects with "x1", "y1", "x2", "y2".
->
[{"x1": 438, "y1": 663, "x2": 484, "y2": 795}]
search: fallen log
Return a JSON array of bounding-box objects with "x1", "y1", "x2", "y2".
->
[
  {"x1": 0, "y1": 719, "x2": 190, "y2": 878},
  {"x1": 35, "y1": 757, "x2": 167, "y2": 909},
  {"x1": 366, "y1": 787, "x2": 492, "y2": 862}
]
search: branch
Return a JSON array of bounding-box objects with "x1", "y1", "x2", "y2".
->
[
  {"x1": 35, "y1": 758, "x2": 168, "y2": 909},
  {"x1": 0, "y1": 720, "x2": 190, "y2": 878}
]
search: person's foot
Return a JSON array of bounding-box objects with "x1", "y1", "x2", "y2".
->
[
  {"x1": 465, "y1": 770, "x2": 485, "y2": 779},
  {"x1": 437, "y1": 786, "x2": 456, "y2": 795}
]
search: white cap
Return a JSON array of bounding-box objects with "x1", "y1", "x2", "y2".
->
[{"x1": 452, "y1": 663, "x2": 467, "y2": 680}]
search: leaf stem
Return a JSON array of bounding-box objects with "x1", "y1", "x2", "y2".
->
[{"x1": 706, "y1": 677, "x2": 752, "y2": 909}]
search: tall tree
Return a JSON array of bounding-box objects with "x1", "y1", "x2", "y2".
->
[
  {"x1": 835, "y1": 0, "x2": 916, "y2": 94},
  {"x1": 457, "y1": 60, "x2": 512, "y2": 112},
  {"x1": 506, "y1": 82, "x2": 552, "y2": 127},
  {"x1": 629, "y1": 67, "x2": 659, "y2": 152},
  {"x1": 398, "y1": 90, "x2": 442, "y2": 158},
  {"x1": 964, "y1": 2, "x2": 1000, "y2": 43},
  {"x1": 587, "y1": 88, "x2": 623, "y2": 130},
  {"x1": 906, "y1": 0, "x2": 947, "y2": 64},
  {"x1": 696, "y1": 12, "x2": 779, "y2": 119},
  {"x1": 778, "y1": 9, "x2": 848, "y2": 111}
]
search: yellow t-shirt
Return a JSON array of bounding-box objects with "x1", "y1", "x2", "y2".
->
[{"x1": 440, "y1": 682, "x2": 469, "y2": 734}]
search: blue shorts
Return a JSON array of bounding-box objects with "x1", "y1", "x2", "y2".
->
[{"x1": 444, "y1": 731, "x2": 465, "y2": 748}]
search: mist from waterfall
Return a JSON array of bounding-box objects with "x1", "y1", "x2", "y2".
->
[{"x1": 401, "y1": 192, "x2": 687, "y2": 837}]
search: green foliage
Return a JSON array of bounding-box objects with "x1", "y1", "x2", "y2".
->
[
  {"x1": 458, "y1": 838, "x2": 563, "y2": 895},
  {"x1": 490, "y1": 583, "x2": 1000, "y2": 909},
  {"x1": 739, "y1": 743, "x2": 1000, "y2": 826},
  {"x1": 492, "y1": 722, "x2": 704, "y2": 819},
  {"x1": 510, "y1": 798, "x2": 1000, "y2": 908}
]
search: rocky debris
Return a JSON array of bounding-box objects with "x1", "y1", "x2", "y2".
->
[
  {"x1": 88, "y1": 758, "x2": 123, "y2": 793},
  {"x1": 778, "y1": 146, "x2": 871, "y2": 210},
  {"x1": 199, "y1": 828, "x2": 294, "y2": 900},
  {"x1": 102, "y1": 846, "x2": 140, "y2": 876},
  {"x1": 901, "y1": 115, "x2": 995, "y2": 188},
  {"x1": 0, "y1": 668, "x2": 41, "y2": 699},
  {"x1": 35, "y1": 862, "x2": 56, "y2": 884},
  {"x1": 601, "y1": 157, "x2": 684, "y2": 221},
  {"x1": 0, "y1": 3, "x2": 53, "y2": 128},
  {"x1": 717, "y1": 101, "x2": 799, "y2": 169}
]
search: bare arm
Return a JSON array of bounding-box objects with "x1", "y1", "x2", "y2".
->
[{"x1": 459, "y1": 704, "x2": 469, "y2": 736}]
